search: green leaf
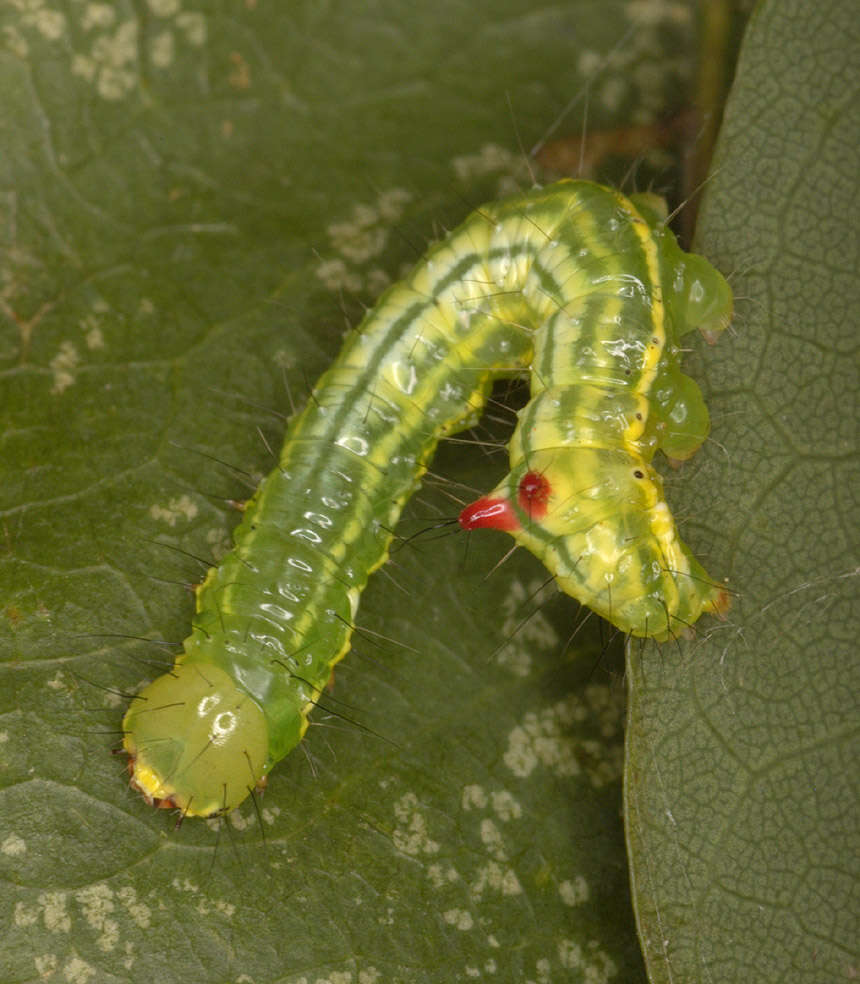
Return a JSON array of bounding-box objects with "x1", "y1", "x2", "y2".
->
[
  {"x1": 0, "y1": 2, "x2": 749, "y2": 982},
  {"x1": 625, "y1": 1, "x2": 860, "y2": 982}
]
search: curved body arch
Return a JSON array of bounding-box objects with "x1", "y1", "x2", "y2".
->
[{"x1": 122, "y1": 180, "x2": 732, "y2": 817}]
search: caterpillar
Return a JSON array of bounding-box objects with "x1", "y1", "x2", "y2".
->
[{"x1": 122, "y1": 179, "x2": 732, "y2": 819}]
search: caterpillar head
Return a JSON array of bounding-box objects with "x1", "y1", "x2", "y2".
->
[{"x1": 122, "y1": 662, "x2": 269, "y2": 818}]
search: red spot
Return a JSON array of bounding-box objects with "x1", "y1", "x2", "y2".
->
[
  {"x1": 459, "y1": 497, "x2": 519, "y2": 532},
  {"x1": 517, "y1": 471, "x2": 551, "y2": 519}
]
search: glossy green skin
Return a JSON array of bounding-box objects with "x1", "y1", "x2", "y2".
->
[{"x1": 122, "y1": 180, "x2": 732, "y2": 816}]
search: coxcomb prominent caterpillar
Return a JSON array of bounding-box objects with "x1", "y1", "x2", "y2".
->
[{"x1": 123, "y1": 180, "x2": 732, "y2": 817}]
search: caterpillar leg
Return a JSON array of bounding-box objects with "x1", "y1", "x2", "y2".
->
[
  {"x1": 667, "y1": 251, "x2": 734, "y2": 343},
  {"x1": 651, "y1": 369, "x2": 712, "y2": 463}
]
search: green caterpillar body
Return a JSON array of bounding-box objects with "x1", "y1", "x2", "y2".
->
[{"x1": 122, "y1": 180, "x2": 732, "y2": 818}]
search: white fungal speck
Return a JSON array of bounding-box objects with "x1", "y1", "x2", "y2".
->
[
  {"x1": 33, "y1": 8, "x2": 66, "y2": 40},
  {"x1": 557, "y1": 938, "x2": 618, "y2": 981},
  {"x1": 82, "y1": 4, "x2": 116, "y2": 31},
  {"x1": 34, "y1": 954, "x2": 57, "y2": 978},
  {"x1": 63, "y1": 956, "x2": 97, "y2": 984},
  {"x1": 76, "y1": 884, "x2": 119, "y2": 953},
  {"x1": 480, "y1": 818, "x2": 507, "y2": 861},
  {"x1": 316, "y1": 258, "x2": 362, "y2": 293},
  {"x1": 497, "y1": 579, "x2": 559, "y2": 677},
  {"x1": 149, "y1": 494, "x2": 199, "y2": 526},
  {"x1": 461, "y1": 784, "x2": 488, "y2": 811},
  {"x1": 317, "y1": 188, "x2": 413, "y2": 294},
  {"x1": 117, "y1": 887, "x2": 151, "y2": 929},
  {"x1": 559, "y1": 875, "x2": 590, "y2": 906},
  {"x1": 147, "y1": 0, "x2": 180, "y2": 16},
  {"x1": 85, "y1": 325, "x2": 104, "y2": 349},
  {"x1": 39, "y1": 891, "x2": 71, "y2": 933},
  {"x1": 443, "y1": 908, "x2": 474, "y2": 931},
  {"x1": 503, "y1": 685, "x2": 624, "y2": 783},
  {"x1": 46, "y1": 672, "x2": 67, "y2": 691},
  {"x1": 490, "y1": 790, "x2": 522, "y2": 822},
  {"x1": 426, "y1": 863, "x2": 460, "y2": 889},
  {"x1": 50, "y1": 341, "x2": 79, "y2": 394},
  {"x1": 470, "y1": 860, "x2": 522, "y2": 899},
  {"x1": 392, "y1": 792, "x2": 440, "y2": 856},
  {"x1": 176, "y1": 11, "x2": 206, "y2": 45},
  {"x1": 149, "y1": 29, "x2": 174, "y2": 68},
  {"x1": 14, "y1": 902, "x2": 38, "y2": 927},
  {"x1": 1, "y1": 833, "x2": 26, "y2": 857}
]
